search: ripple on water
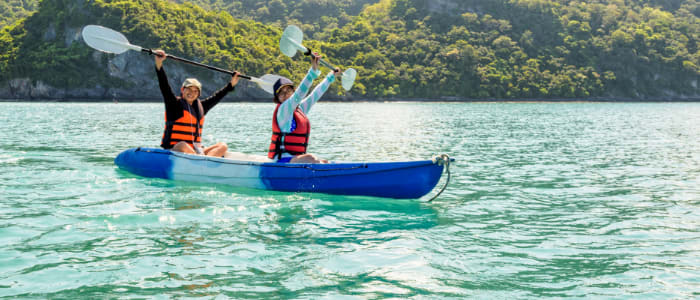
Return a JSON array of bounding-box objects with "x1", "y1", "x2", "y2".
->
[{"x1": 0, "y1": 102, "x2": 698, "y2": 298}]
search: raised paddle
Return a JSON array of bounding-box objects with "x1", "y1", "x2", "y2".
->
[
  {"x1": 81, "y1": 25, "x2": 280, "y2": 94},
  {"x1": 279, "y1": 25, "x2": 357, "y2": 91}
]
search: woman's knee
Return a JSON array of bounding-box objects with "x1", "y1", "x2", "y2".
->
[
  {"x1": 204, "y1": 143, "x2": 227, "y2": 157},
  {"x1": 214, "y1": 142, "x2": 228, "y2": 153},
  {"x1": 172, "y1": 142, "x2": 194, "y2": 153},
  {"x1": 291, "y1": 153, "x2": 324, "y2": 164}
]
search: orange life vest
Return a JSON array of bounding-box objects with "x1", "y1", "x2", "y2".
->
[
  {"x1": 161, "y1": 98, "x2": 204, "y2": 149},
  {"x1": 268, "y1": 104, "x2": 310, "y2": 159}
]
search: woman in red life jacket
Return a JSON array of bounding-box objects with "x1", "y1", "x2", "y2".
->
[
  {"x1": 154, "y1": 50, "x2": 239, "y2": 157},
  {"x1": 268, "y1": 53, "x2": 340, "y2": 163}
]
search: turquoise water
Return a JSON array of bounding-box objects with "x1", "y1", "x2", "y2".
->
[{"x1": 0, "y1": 102, "x2": 698, "y2": 298}]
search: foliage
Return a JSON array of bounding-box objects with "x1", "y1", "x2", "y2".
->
[
  {"x1": 170, "y1": 0, "x2": 378, "y2": 39},
  {"x1": 321, "y1": 0, "x2": 700, "y2": 98},
  {"x1": 0, "y1": 0, "x2": 40, "y2": 29},
  {"x1": 0, "y1": 0, "x2": 314, "y2": 88},
  {"x1": 1, "y1": 0, "x2": 699, "y2": 99}
]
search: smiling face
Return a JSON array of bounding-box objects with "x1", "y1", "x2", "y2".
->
[
  {"x1": 180, "y1": 86, "x2": 200, "y2": 103},
  {"x1": 276, "y1": 85, "x2": 294, "y2": 103}
]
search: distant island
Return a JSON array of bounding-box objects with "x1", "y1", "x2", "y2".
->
[{"x1": 0, "y1": 0, "x2": 698, "y2": 101}]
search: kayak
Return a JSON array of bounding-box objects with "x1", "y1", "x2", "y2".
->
[{"x1": 114, "y1": 147, "x2": 452, "y2": 199}]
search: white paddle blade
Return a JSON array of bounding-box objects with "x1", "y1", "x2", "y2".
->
[
  {"x1": 253, "y1": 74, "x2": 284, "y2": 94},
  {"x1": 82, "y1": 25, "x2": 141, "y2": 54},
  {"x1": 341, "y1": 68, "x2": 357, "y2": 91},
  {"x1": 279, "y1": 25, "x2": 306, "y2": 57}
]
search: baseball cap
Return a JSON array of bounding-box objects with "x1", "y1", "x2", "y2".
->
[{"x1": 182, "y1": 78, "x2": 202, "y2": 91}]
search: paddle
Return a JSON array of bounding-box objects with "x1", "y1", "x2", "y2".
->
[
  {"x1": 81, "y1": 25, "x2": 280, "y2": 94},
  {"x1": 279, "y1": 25, "x2": 357, "y2": 91}
]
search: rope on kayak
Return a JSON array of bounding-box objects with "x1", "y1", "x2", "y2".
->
[
  {"x1": 427, "y1": 154, "x2": 451, "y2": 202},
  {"x1": 271, "y1": 164, "x2": 368, "y2": 171}
]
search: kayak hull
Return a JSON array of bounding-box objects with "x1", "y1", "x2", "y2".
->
[{"x1": 114, "y1": 147, "x2": 446, "y2": 199}]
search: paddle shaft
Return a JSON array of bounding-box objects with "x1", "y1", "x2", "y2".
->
[
  {"x1": 302, "y1": 48, "x2": 339, "y2": 72},
  {"x1": 278, "y1": 25, "x2": 355, "y2": 91},
  {"x1": 282, "y1": 32, "x2": 339, "y2": 71},
  {"x1": 142, "y1": 48, "x2": 252, "y2": 80}
]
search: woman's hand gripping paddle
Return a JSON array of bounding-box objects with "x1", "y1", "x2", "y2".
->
[{"x1": 279, "y1": 25, "x2": 357, "y2": 91}]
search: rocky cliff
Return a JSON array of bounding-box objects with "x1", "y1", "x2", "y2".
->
[
  {"x1": 0, "y1": 0, "x2": 293, "y2": 101},
  {"x1": 0, "y1": 28, "x2": 272, "y2": 101}
]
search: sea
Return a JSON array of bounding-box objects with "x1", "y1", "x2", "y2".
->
[{"x1": 0, "y1": 102, "x2": 698, "y2": 298}]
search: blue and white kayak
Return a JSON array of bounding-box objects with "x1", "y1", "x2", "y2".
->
[{"x1": 114, "y1": 147, "x2": 451, "y2": 199}]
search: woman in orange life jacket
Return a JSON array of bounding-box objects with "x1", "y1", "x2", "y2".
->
[
  {"x1": 154, "y1": 49, "x2": 239, "y2": 157},
  {"x1": 268, "y1": 52, "x2": 341, "y2": 163}
]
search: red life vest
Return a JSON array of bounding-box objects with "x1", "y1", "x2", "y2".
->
[
  {"x1": 268, "y1": 104, "x2": 310, "y2": 159},
  {"x1": 161, "y1": 98, "x2": 204, "y2": 149}
]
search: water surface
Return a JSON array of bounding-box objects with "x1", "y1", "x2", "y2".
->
[{"x1": 0, "y1": 102, "x2": 698, "y2": 298}]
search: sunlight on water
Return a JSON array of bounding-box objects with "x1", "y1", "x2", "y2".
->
[{"x1": 0, "y1": 102, "x2": 698, "y2": 298}]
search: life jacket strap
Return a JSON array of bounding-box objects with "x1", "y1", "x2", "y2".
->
[{"x1": 272, "y1": 130, "x2": 309, "y2": 138}]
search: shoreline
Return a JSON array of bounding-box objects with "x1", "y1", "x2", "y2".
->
[{"x1": 1, "y1": 97, "x2": 700, "y2": 103}]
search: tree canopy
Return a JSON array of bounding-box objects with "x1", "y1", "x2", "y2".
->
[
  {"x1": 171, "y1": 0, "x2": 378, "y2": 39},
  {"x1": 0, "y1": 0, "x2": 40, "y2": 29},
  {"x1": 1, "y1": 0, "x2": 698, "y2": 100},
  {"x1": 322, "y1": 0, "x2": 700, "y2": 98}
]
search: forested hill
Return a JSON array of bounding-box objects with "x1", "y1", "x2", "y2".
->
[
  {"x1": 171, "y1": 0, "x2": 379, "y2": 38},
  {"x1": 0, "y1": 0, "x2": 698, "y2": 100},
  {"x1": 0, "y1": 0, "x2": 40, "y2": 29},
  {"x1": 327, "y1": 0, "x2": 700, "y2": 98},
  {"x1": 0, "y1": 0, "x2": 312, "y2": 100}
]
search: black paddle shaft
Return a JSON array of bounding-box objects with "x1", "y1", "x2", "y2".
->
[
  {"x1": 303, "y1": 48, "x2": 339, "y2": 72},
  {"x1": 141, "y1": 48, "x2": 252, "y2": 80}
]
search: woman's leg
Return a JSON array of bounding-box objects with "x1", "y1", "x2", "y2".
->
[
  {"x1": 204, "y1": 142, "x2": 228, "y2": 157},
  {"x1": 290, "y1": 153, "x2": 327, "y2": 164},
  {"x1": 171, "y1": 141, "x2": 196, "y2": 154}
]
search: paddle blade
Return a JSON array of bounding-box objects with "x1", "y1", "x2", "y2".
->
[
  {"x1": 252, "y1": 74, "x2": 284, "y2": 94},
  {"x1": 279, "y1": 25, "x2": 305, "y2": 57},
  {"x1": 82, "y1": 25, "x2": 141, "y2": 54},
  {"x1": 341, "y1": 68, "x2": 357, "y2": 91}
]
